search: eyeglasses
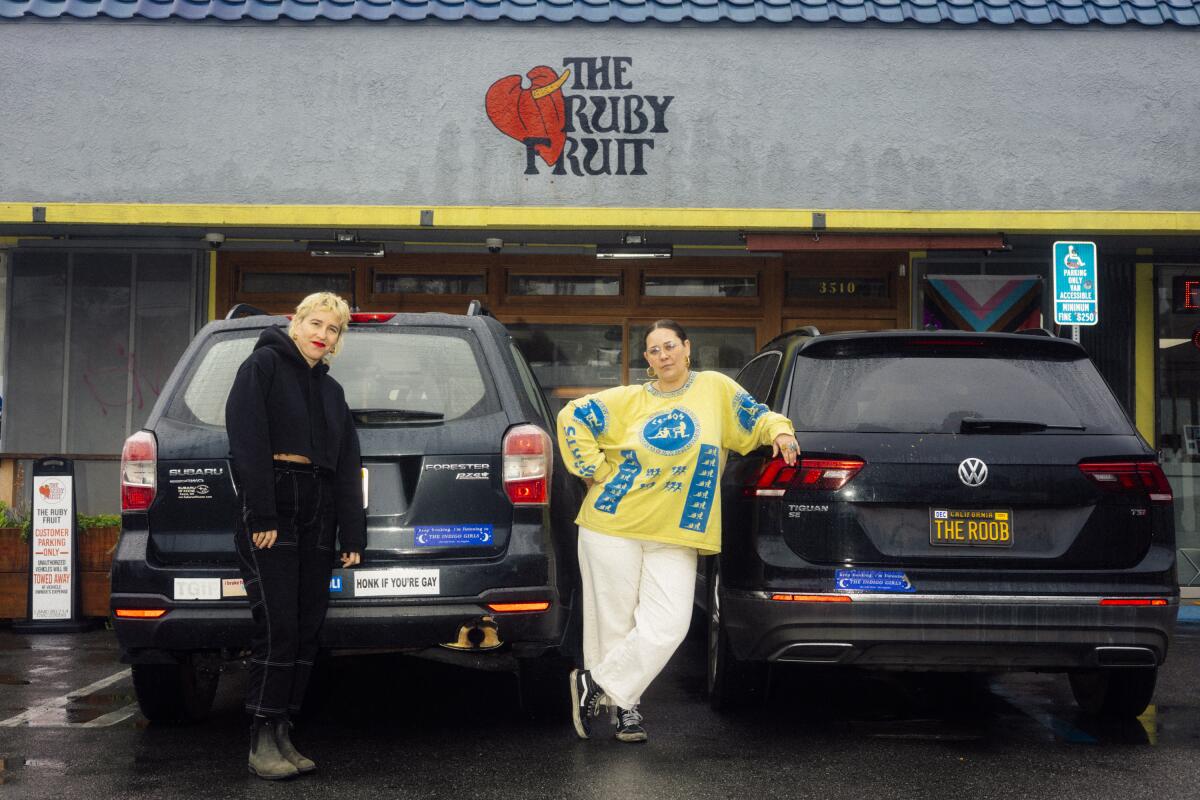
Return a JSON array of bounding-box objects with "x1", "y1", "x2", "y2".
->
[{"x1": 646, "y1": 341, "x2": 682, "y2": 358}]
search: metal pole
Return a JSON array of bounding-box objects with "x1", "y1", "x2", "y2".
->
[{"x1": 1071, "y1": 325, "x2": 1081, "y2": 343}]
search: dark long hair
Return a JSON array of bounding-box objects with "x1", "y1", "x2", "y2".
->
[{"x1": 642, "y1": 319, "x2": 689, "y2": 347}]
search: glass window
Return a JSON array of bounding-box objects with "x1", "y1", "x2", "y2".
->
[
  {"x1": 172, "y1": 335, "x2": 257, "y2": 427},
  {"x1": 168, "y1": 328, "x2": 498, "y2": 429},
  {"x1": 789, "y1": 354, "x2": 1131, "y2": 435},
  {"x1": 1155, "y1": 265, "x2": 1200, "y2": 588},
  {"x1": 374, "y1": 273, "x2": 485, "y2": 295},
  {"x1": 133, "y1": 255, "x2": 194, "y2": 431},
  {"x1": 334, "y1": 330, "x2": 496, "y2": 423},
  {"x1": 4, "y1": 253, "x2": 68, "y2": 452},
  {"x1": 510, "y1": 342, "x2": 553, "y2": 431},
  {"x1": 629, "y1": 326, "x2": 756, "y2": 379},
  {"x1": 67, "y1": 254, "x2": 132, "y2": 454},
  {"x1": 643, "y1": 275, "x2": 757, "y2": 298},
  {"x1": 735, "y1": 352, "x2": 782, "y2": 403},
  {"x1": 509, "y1": 324, "x2": 623, "y2": 391},
  {"x1": 241, "y1": 272, "x2": 352, "y2": 294},
  {"x1": 508, "y1": 274, "x2": 620, "y2": 297}
]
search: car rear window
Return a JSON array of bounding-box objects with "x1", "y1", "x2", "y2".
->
[
  {"x1": 166, "y1": 326, "x2": 498, "y2": 429},
  {"x1": 789, "y1": 354, "x2": 1133, "y2": 435}
]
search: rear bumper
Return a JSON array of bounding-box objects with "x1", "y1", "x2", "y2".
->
[
  {"x1": 722, "y1": 589, "x2": 1177, "y2": 670},
  {"x1": 111, "y1": 528, "x2": 572, "y2": 661},
  {"x1": 111, "y1": 589, "x2": 567, "y2": 660}
]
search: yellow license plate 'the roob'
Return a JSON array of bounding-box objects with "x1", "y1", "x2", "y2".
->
[{"x1": 929, "y1": 508, "x2": 1014, "y2": 547}]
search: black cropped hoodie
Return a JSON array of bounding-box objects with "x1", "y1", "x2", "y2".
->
[{"x1": 225, "y1": 325, "x2": 365, "y2": 555}]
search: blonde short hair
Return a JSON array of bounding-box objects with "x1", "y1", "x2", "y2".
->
[{"x1": 288, "y1": 292, "x2": 351, "y2": 361}]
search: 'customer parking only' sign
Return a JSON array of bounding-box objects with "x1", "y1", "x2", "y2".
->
[{"x1": 1053, "y1": 241, "x2": 1099, "y2": 326}]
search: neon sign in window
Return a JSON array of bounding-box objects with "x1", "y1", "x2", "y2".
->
[{"x1": 1171, "y1": 276, "x2": 1200, "y2": 312}]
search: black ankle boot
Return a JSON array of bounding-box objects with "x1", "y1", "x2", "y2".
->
[
  {"x1": 273, "y1": 718, "x2": 316, "y2": 774},
  {"x1": 248, "y1": 717, "x2": 299, "y2": 780}
]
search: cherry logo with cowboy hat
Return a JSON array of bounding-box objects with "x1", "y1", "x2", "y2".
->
[{"x1": 485, "y1": 65, "x2": 572, "y2": 168}]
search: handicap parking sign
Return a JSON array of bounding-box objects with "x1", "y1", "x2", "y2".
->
[{"x1": 1053, "y1": 241, "x2": 1098, "y2": 326}]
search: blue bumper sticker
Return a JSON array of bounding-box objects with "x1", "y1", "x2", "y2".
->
[
  {"x1": 835, "y1": 569, "x2": 915, "y2": 593},
  {"x1": 414, "y1": 525, "x2": 494, "y2": 547},
  {"x1": 329, "y1": 576, "x2": 343, "y2": 593}
]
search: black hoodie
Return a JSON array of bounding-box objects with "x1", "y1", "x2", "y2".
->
[{"x1": 225, "y1": 326, "x2": 365, "y2": 555}]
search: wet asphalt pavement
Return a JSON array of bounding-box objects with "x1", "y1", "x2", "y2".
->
[{"x1": 1, "y1": 622, "x2": 1198, "y2": 800}]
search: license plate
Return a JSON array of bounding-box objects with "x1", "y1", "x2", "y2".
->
[
  {"x1": 352, "y1": 568, "x2": 440, "y2": 597},
  {"x1": 929, "y1": 508, "x2": 1014, "y2": 547}
]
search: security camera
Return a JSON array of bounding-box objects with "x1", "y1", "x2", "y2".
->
[
  {"x1": 205, "y1": 232, "x2": 225, "y2": 250},
  {"x1": 485, "y1": 237, "x2": 503, "y2": 254}
]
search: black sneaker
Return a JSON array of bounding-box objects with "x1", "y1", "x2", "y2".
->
[
  {"x1": 569, "y1": 669, "x2": 605, "y2": 739},
  {"x1": 615, "y1": 706, "x2": 648, "y2": 743}
]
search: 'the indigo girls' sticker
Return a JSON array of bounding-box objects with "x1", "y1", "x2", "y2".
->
[{"x1": 640, "y1": 407, "x2": 699, "y2": 456}]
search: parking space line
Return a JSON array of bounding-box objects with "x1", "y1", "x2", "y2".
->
[
  {"x1": 0, "y1": 669, "x2": 132, "y2": 728},
  {"x1": 79, "y1": 703, "x2": 140, "y2": 728}
]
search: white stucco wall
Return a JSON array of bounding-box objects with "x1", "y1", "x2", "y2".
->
[{"x1": 0, "y1": 20, "x2": 1197, "y2": 211}]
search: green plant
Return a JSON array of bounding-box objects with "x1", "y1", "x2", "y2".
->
[
  {"x1": 0, "y1": 499, "x2": 26, "y2": 528},
  {"x1": 0, "y1": 500, "x2": 32, "y2": 539},
  {"x1": 77, "y1": 513, "x2": 121, "y2": 531}
]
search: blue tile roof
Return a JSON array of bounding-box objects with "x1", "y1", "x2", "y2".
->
[{"x1": 0, "y1": 0, "x2": 1197, "y2": 23}]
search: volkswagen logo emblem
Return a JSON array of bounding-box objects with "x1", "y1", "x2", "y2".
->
[{"x1": 958, "y1": 458, "x2": 988, "y2": 487}]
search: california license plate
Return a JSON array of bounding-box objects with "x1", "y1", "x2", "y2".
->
[{"x1": 929, "y1": 508, "x2": 1014, "y2": 547}]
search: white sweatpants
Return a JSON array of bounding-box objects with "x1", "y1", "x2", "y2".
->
[{"x1": 577, "y1": 525, "x2": 698, "y2": 709}]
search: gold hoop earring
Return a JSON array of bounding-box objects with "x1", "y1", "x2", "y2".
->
[
  {"x1": 646, "y1": 366, "x2": 657, "y2": 379},
  {"x1": 685, "y1": 355, "x2": 691, "y2": 369}
]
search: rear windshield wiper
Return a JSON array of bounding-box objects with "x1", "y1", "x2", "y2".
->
[
  {"x1": 351, "y1": 408, "x2": 445, "y2": 424},
  {"x1": 959, "y1": 417, "x2": 1086, "y2": 434}
]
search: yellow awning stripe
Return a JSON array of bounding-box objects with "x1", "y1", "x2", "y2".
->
[{"x1": 0, "y1": 203, "x2": 1198, "y2": 234}]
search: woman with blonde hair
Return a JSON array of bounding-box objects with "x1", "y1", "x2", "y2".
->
[{"x1": 225, "y1": 292, "x2": 365, "y2": 779}]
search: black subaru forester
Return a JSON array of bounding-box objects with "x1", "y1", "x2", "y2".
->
[
  {"x1": 706, "y1": 329, "x2": 1177, "y2": 718},
  {"x1": 111, "y1": 308, "x2": 582, "y2": 721}
]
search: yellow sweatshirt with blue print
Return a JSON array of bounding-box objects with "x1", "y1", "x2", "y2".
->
[{"x1": 556, "y1": 370, "x2": 794, "y2": 554}]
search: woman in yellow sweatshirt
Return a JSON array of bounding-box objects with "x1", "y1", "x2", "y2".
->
[{"x1": 558, "y1": 320, "x2": 798, "y2": 743}]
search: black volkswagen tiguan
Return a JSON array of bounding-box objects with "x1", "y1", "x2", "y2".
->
[
  {"x1": 111, "y1": 309, "x2": 582, "y2": 721},
  {"x1": 706, "y1": 329, "x2": 1177, "y2": 718}
]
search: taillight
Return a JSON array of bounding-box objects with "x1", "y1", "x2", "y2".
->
[
  {"x1": 121, "y1": 431, "x2": 157, "y2": 511},
  {"x1": 487, "y1": 601, "x2": 552, "y2": 613},
  {"x1": 1098, "y1": 598, "x2": 1168, "y2": 607},
  {"x1": 503, "y1": 424, "x2": 551, "y2": 506},
  {"x1": 1078, "y1": 461, "x2": 1173, "y2": 503},
  {"x1": 752, "y1": 457, "x2": 864, "y2": 497},
  {"x1": 350, "y1": 312, "x2": 396, "y2": 323},
  {"x1": 114, "y1": 608, "x2": 168, "y2": 619}
]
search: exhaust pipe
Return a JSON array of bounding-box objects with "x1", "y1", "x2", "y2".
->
[
  {"x1": 441, "y1": 616, "x2": 503, "y2": 651},
  {"x1": 1094, "y1": 646, "x2": 1157, "y2": 667},
  {"x1": 772, "y1": 643, "x2": 855, "y2": 663}
]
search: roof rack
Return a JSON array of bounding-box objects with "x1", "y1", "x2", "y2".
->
[
  {"x1": 466, "y1": 299, "x2": 492, "y2": 317},
  {"x1": 225, "y1": 303, "x2": 271, "y2": 319}
]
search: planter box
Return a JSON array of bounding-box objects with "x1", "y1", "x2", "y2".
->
[
  {"x1": 0, "y1": 528, "x2": 28, "y2": 621},
  {"x1": 0, "y1": 526, "x2": 120, "y2": 621}
]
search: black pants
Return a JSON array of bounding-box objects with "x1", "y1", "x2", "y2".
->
[{"x1": 235, "y1": 463, "x2": 337, "y2": 719}]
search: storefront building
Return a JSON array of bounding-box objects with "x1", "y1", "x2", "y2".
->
[{"x1": 0, "y1": 5, "x2": 1197, "y2": 596}]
